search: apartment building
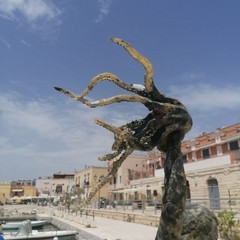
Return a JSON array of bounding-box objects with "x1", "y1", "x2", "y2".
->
[
  {"x1": 0, "y1": 182, "x2": 11, "y2": 204},
  {"x1": 0, "y1": 180, "x2": 37, "y2": 204},
  {"x1": 35, "y1": 172, "x2": 75, "y2": 197},
  {"x1": 179, "y1": 122, "x2": 240, "y2": 209},
  {"x1": 74, "y1": 166, "x2": 108, "y2": 203},
  {"x1": 35, "y1": 176, "x2": 52, "y2": 196},
  {"x1": 109, "y1": 122, "x2": 240, "y2": 210},
  {"x1": 51, "y1": 172, "x2": 75, "y2": 195},
  {"x1": 108, "y1": 153, "x2": 163, "y2": 203}
]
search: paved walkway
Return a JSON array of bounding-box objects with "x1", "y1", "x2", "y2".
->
[
  {"x1": 1, "y1": 205, "x2": 159, "y2": 240},
  {"x1": 53, "y1": 214, "x2": 158, "y2": 240}
]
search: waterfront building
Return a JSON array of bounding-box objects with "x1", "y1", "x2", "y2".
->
[
  {"x1": 35, "y1": 176, "x2": 52, "y2": 196},
  {"x1": 107, "y1": 153, "x2": 164, "y2": 204},
  {"x1": 74, "y1": 166, "x2": 108, "y2": 204},
  {"x1": 0, "y1": 180, "x2": 37, "y2": 204},
  {"x1": 108, "y1": 122, "x2": 240, "y2": 210},
  {"x1": 0, "y1": 182, "x2": 11, "y2": 204},
  {"x1": 179, "y1": 121, "x2": 240, "y2": 210},
  {"x1": 51, "y1": 172, "x2": 75, "y2": 195},
  {"x1": 35, "y1": 172, "x2": 75, "y2": 198}
]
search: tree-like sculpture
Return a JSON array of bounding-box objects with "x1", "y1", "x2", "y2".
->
[{"x1": 55, "y1": 38, "x2": 218, "y2": 239}]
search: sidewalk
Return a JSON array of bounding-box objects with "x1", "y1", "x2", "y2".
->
[
  {"x1": 52, "y1": 214, "x2": 158, "y2": 240},
  {"x1": 2, "y1": 205, "x2": 159, "y2": 240},
  {"x1": 78, "y1": 216, "x2": 158, "y2": 240}
]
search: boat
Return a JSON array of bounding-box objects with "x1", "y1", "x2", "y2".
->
[
  {"x1": 2, "y1": 220, "x2": 78, "y2": 240},
  {"x1": 2, "y1": 220, "x2": 46, "y2": 230}
]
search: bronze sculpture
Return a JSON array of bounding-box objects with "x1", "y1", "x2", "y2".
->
[{"x1": 55, "y1": 38, "x2": 218, "y2": 239}]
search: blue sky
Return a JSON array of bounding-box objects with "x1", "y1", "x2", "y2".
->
[{"x1": 0, "y1": 0, "x2": 240, "y2": 182}]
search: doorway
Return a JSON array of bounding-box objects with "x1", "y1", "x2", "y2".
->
[{"x1": 207, "y1": 178, "x2": 221, "y2": 210}]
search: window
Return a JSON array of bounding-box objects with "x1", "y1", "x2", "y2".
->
[
  {"x1": 55, "y1": 185, "x2": 62, "y2": 193},
  {"x1": 229, "y1": 140, "x2": 239, "y2": 150},
  {"x1": 202, "y1": 148, "x2": 210, "y2": 159},
  {"x1": 146, "y1": 190, "x2": 151, "y2": 200},
  {"x1": 217, "y1": 145, "x2": 222, "y2": 156},
  {"x1": 119, "y1": 193, "x2": 123, "y2": 200},
  {"x1": 134, "y1": 191, "x2": 139, "y2": 200}
]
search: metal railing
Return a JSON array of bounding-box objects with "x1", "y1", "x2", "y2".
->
[{"x1": 84, "y1": 197, "x2": 240, "y2": 214}]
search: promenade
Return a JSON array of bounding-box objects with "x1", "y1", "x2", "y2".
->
[
  {"x1": 1, "y1": 205, "x2": 159, "y2": 240},
  {"x1": 1, "y1": 204, "x2": 226, "y2": 239},
  {"x1": 53, "y1": 213, "x2": 158, "y2": 240}
]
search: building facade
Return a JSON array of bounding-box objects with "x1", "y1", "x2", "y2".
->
[
  {"x1": 74, "y1": 166, "x2": 108, "y2": 204},
  {"x1": 0, "y1": 183, "x2": 11, "y2": 204},
  {"x1": 35, "y1": 177, "x2": 52, "y2": 196},
  {"x1": 0, "y1": 180, "x2": 37, "y2": 204},
  {"x1": 51, "y1": 173, "x2": 75, "y2": 196},
  {"x1": 108, "y1": 153, "x2": 163, "y2": 203},
  {"x1": 109, "y1": 122, "x2": 240, "y2": 210},
  {"x1": 35, "y1": 173, "x2": 75, "y2": 198},
  {"x1": 180, "y1": 122, "x2": 240, "y2": 209}
]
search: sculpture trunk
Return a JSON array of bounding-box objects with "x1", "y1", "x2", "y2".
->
[{"x1": 155, "y1": 131, "x2": 186, "y2": 240}]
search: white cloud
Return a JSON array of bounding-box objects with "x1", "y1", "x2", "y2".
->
[
  {"x1": 0, "y1": 0, "x2": 61, "y2": 31},
  {"x1": 20, "y1": 39, "x2": 31, "y2": 47},
  {"x1": 0, "y1": 91, "x2": 142, "y2": 181},
  {"x1": 95, "y1": 0, "x2": 112, "y2": 23},
  {"x1": 0, "y1": 92, "x2": 108, "y2": 147},
  {"x1": 1, "y1": 83, "x2": 239, "y2": 181},
  {"x1": 0, "y1": 0, "x2": 59, "y2": 20},
  {"x1": 168, "y1": 83, "x2": 240, "y2": 139},
  {"x1": 168, "y1": 84, "x2": 240, "y2": 111},
  {"x1": 0, "y1": 36, "x2": 11, "y2": 48}
]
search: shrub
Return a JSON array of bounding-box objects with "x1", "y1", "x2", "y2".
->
[{"x1": 218, "y1": 210, "x2": 240, "y2": 240}]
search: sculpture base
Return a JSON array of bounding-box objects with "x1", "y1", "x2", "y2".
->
[{"x1": 181, "y1": 203, "x2": 218, "y2": 240}]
